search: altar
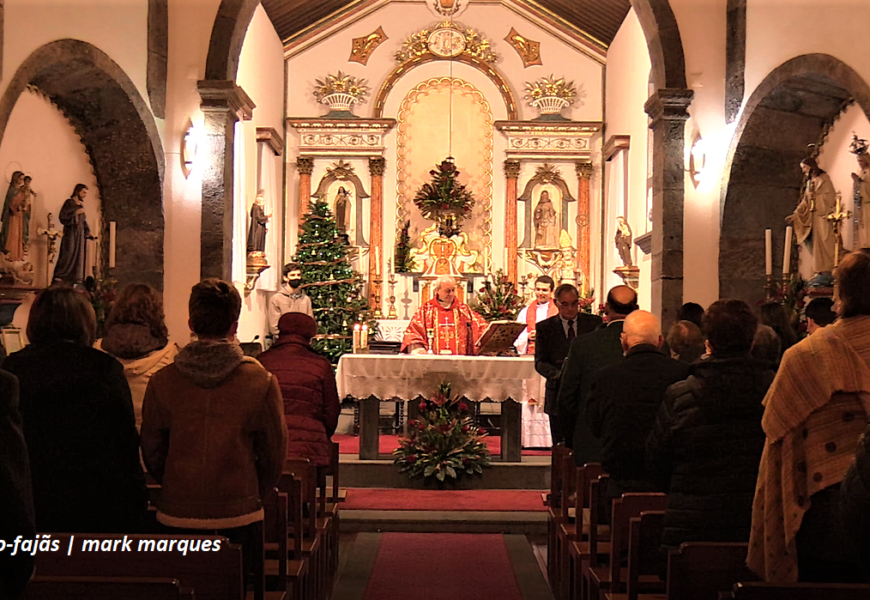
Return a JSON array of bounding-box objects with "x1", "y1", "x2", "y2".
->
[{"x1": 336, "y1": 354, "x2": 548, "y2": 461}]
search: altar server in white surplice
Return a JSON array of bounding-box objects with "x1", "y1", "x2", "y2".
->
[{"x1": 514, "y1": 275, "x2": 557, "y2": 355}]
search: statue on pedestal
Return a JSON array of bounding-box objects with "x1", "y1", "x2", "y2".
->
[
  {"x1": 246, "y1": 190, "x2": 270, "y2": 254},
  {"x1": 786, "y1": 157, "x2": 837, "y2": 277},
  {"x1": 615, "y1": 216, "x2": 633, "y2": 267},
  {"x1": 534, "y1": 190, "x2": 558, "y2": 248},
  {"x1": 334, "y1": 186, "x2": 351, "y2": 235},
  {"x1": 54, "y1": 184, "x2": 93, "y2": 284},
  {"x1": 0, "y1": 171, "x2": 29, "y2": 262}
]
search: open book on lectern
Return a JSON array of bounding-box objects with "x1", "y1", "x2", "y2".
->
[{"x1": 475, "y1": 320, "x2": 526, "y2": 355}]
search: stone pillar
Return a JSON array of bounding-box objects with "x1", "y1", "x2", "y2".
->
[
  {"x1": 504, "y1": 159, "x2": 521, "y2": 283},
  {"x1": 644, "y1": 88, "x2": 693, "y2": 328},
  {"x1": 368, "y1": 157, "x2": 386, "y2": 312},
  {"x1": 197, "y1": 80, "x2": 255, "y2": 280},
  {"x1": 575, "y1": 161, "x2": 593, "y2": 293},
  {"x1": 296, "y1": 157, "x2": 314, "y2": 225}
]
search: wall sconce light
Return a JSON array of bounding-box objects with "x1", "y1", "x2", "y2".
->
[
  {"x1": 181, "y1": 124, "x2": 199, "y2": 178},
  {"x1": 688, "y1": 133, "x2": 706, "y2": 189}
]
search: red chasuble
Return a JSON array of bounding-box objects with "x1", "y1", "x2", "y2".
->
[
  {"x1": 523, "y1": 299, "x2": 558, "y2": 355},
  {"x1": 401, "y1": 298, "x2": 489, "y2": 355}
]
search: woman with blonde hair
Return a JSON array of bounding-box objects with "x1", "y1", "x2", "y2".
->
[{"x1": 97, "y1": 283, "x2": 178, "y2": 429}]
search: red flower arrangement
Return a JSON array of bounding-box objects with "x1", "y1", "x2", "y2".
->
[
  {"x1": 471, "y1": 269, "x2": 525, "y2": 322},
  {"x1": 412, "y1": 160, "x2": 475, "y2": 223},
  {"x1": 393, "y1": 383, "x2": 490, "y2": 483}
]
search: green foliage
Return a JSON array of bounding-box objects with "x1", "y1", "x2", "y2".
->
[
  {"x1": 412, "y1": 160, "x2": 475, "y2": 220},
  {"x1": 393, "y1": 383, "x2": 490, "y2": 483},
  {"x1": 294, "y1": 200, "x2": 376, "y2": 364},
  {"x1": 471, "y1": 269, "x2": 525, "y2": 322},
  {"x1": 83, "y1": 276, "x2": 117, "y2": 338},
  {"x1": 394, "y1": 220, "x2": 417, "y2": 273}
]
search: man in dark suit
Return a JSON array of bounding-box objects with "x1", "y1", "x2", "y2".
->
[
  {"x1": 557, "y1": 285, "x2": 638, "y2": 466},
  {"x1": 586, "y1": 310, "x2": 689, "y2": 519},
  {"x1": 0, "y1": 369, "x2": 35, "y2": 600},
  {"x1": 535, "y1": 283, "x2": 602, "y2": 445}
]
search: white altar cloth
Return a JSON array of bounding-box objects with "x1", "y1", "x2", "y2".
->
[{"x1": 337, "y1": 354, "x2": 547, "y2": 404}]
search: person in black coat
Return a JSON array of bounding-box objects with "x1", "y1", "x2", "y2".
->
[
  {"x1": 646, "y1": 299, "x2": 773, "y2": 554},
  {"x1": 0, "y1": 370, "x2": 35, "y2": 600},
  {"x1": 840, "y1": 422, "x2": 870, "y2": 577},
  {"x1": 557, "y1": 285, "x2": 638, "y2": 465},
  {"x1": 534, "y1": 283, "x2": 601, "y2": 445},
  {"x1": 3, "y1": 286, "x2": 147, "y2": 534},
  {"x1": 586, "y1": 310, "x2": 690, "y2": 519}
]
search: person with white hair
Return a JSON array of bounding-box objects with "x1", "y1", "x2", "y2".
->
[{"x1": 400, "y1": 275, "x2": 488, "y2": 355}]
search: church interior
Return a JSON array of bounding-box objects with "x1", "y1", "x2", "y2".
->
[{"x1": 2, "y1": 0, "x2": 870, "y2": 599}]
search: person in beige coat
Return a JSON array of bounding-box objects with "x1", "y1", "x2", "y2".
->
[{"x1": 96, "y1": 283, "x2": 178, "y2": 430}]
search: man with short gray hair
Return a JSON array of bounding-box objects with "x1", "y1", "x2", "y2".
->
[{"x1": 401, "y1": 275, "x2": 487, "y2": 355}]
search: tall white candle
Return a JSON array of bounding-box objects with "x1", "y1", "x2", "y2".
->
[
  {"x1": 109, "y1": 221, "x2": 117, "y2": 268},
  {"x1": 783, "y1": 226, "x2": 793, "y2": 274},
  {"x1": 361, "y1": 323, "x2": 368, "y2": 349},
  {"x1": 764, "y1": 229, "x2": 772, "y2": 276},
  {"x1": 373, "y1": 247, "x2": 379, "y2": 276}
]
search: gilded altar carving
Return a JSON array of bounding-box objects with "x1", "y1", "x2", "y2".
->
[
  {"x1": 495, "y1": 121, "x2": 600, "y2": 160},
  {"x1": 288, "y1": 119, "x2": 396, "y2": 157},
  {"x1": 409, "y1": 224, "x2": 480, "y2": 275},
  {"x1": 349, "y1": 27, "x2": 388, "y2": 66},
  {"x1": 504, "y1": 28, "x2": 542, "y2": 68},
  {"x1": 395, "y1": 22, "x2": 497, "y2": 64}
]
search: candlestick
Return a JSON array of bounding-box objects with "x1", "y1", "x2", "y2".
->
[
  {"x1": 764, "y1": 229, "x2": 772, "y2": 276},
  {"x1": 387, "y1": 271, "x2": 398, "y2": 319},
  {"x1": 783, "y1": 226, "x2": 793, "y2": 275},
  {"x1": 109, "y1": 221, "x2": 117, "y2": 268},
  {"x1": 361, "y1": 324, "x2": 368, "y2": 349}
]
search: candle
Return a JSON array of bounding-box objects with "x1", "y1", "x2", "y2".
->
[
  {"x1": 389, "y1": 257, "x2": 394, "y2": 276},
  {"x1": 503, "y1": 247, "x2": 508, "y2": 269},
  {"x1": 764, "y1": 229, "x2": 772, "y2": 276},
  {"x1": 373, "y1": 247, "x2": 379, "y2": 276},
  {"x1": 109, "y1": 221, "x2": 117, "y2": 268},
  {"x1": 353, "y1": 323, "x2": 361, "y2": 352},
  {"x1": 783, "y1": 226, "x2": 793, "y2": 275},
  {"x1": 361, "y1": 323, "x2": 368, "y2": 349}
]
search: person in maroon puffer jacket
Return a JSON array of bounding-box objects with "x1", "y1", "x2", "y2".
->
[{"x1": 258, "y1": 312, "x2": 340, "y2": 467}]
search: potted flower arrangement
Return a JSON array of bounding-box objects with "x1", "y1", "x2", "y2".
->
[
  {"x1": 413, "y1": 159, "x2": 475, "y2": 237},
  {"x1": 393, "y1": 383, "x2": 490, "y2": 484},
  {"x1": 471, "y1": 269, "x2": 525, "y2": 322}
]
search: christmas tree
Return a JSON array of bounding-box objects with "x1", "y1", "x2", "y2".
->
[{"x1": 294, "y1": 199, "x2": 376, "y2": 364}]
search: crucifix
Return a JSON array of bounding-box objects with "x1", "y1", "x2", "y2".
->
[
  {"x1": 36, "y1": 213, "x2": 63, "y2": 285},
  {"x1": 826, "y1": 192, "x2": 852, "y2": 270}
]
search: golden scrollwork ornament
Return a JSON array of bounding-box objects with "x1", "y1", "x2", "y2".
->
[
  {"x1": 349, "y1": 27, "x2": 388, "y2": 66},
  {"x1": 504, "y1": 28, "x2": 542, "y2": 68}
]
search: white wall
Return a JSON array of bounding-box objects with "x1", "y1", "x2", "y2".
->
[
  {"x1": 604, "y1": 8, "x2": 652, "y2": 309},
  {"x1": 3, "y1": 0, "x2": 150, "y2": 115},
  {"x1": 0, "y1": 91, "x2": 102, "y2": 288}
]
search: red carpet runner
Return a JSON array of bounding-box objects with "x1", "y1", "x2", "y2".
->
[
  {"x1": 343, "y1": 488, "x2": 546, "y2": 512},
  {"x1": 362, "y1": 533, "x2": 524, "y2": 600},
  {"x1": 334, "y1": 434, "x2": 551, "y2": 456}
]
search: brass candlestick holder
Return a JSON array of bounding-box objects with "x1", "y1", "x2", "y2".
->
[
  {"x1": 763, "y1": 274, "x2": 780, "y2": 302},
  {"x1": 372, "y1": 278, "x2": 383, "y2": 319},
  {"x1": 387, "y1": 272, "x2": 398, "y2": 319}
]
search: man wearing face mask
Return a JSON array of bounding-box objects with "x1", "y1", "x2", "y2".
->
[{"x1": 268, "y1": 262, "x2": 314, "y2": 337}]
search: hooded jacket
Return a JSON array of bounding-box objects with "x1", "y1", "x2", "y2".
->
[
  {"x1": 96, "y1": 323, "x2": 179, "y2": 430},
  {"x1": 257, "y1": 313, "x2": 340, "y2": 467},
  {"x1": 140, "y1": 340, "x2": 286, "y2": 529}
]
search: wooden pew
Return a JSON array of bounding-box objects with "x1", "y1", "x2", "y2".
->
[
  {"x1": 585, "y1": 495, "x2": 668, "y2": 600},
  {"x1": 33, "y1": 533, "x2": 242, "y2": 600},
  {"x1": 666, "y1": 543, "x2": 757, "y2": 600},
  {"x1": 605, "y1": 511, "x2": 666, "y2": 600},
  {"x1": 724, "y1": 581, "x2": 870, "y2": 599},
  {"x1": 547, "y1": 445, "x2": 571, "y2": 594},
  {"x1": 557, "y1": 463, "x2": 606, "y2": 600},
  {"x1": 570, "y1": 473, "x2": 611, "y2": 600},
  {"x1": 264, "y1": 486, "x2": 306, "y2": 600},
  {"x1": 22, "y1": 576, "x2": 194, "y2": 600}
]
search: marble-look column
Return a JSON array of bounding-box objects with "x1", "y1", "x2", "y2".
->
[
  {"x1": 197, "y1": 80, "x2": 255, "y2": 280},
  {"x1": 504, "y1": 159, "x2": 521, "y2": 283},
  {"x1": 368, "y1": 157, "x2": 386, "y2": 313},
  {"x1": 644, "y1": 88, "x2": 693, "y2": 328},
  {"x1": 296, "y1": 157, "x2": 314, "y2": 225},
  {"x1": 575, "y1": 161, "x2": 593, "y2": 293}
]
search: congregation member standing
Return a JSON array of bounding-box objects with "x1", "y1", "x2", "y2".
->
[
  {"x1": 677, "y1": 302, "x2": 704, "y2": 328},
  {"x1": 665, "y1": 320, "x2": 705, "y2": 364},
  {"x1": 268, "y1": 262, "x2": 314, "y2": 337},
  {"x1": 805, "y1": 296, "x2": 836, "y2": 335},
  {"x1": 96, "y1": 283, "x2": 178, "y2": 430},
  {"x1": 647, "y1": 299, "x2": 772, "y2": 557},
  {"x1": 141, "y1": 279, "x2": 286, "y2": 581},
  {"x1": 535, "y1": 284, "x2": 601, "y2": 445},
  {"x1": 586, "y1": 310, "x2": 689, "y2": 518},
  {"x1": 258, "y1": 312, "x2": 340, "y2": 468},
  {"x1": 514, "y1": 275, "x2": 557, "y2": 355},
  {"x1": 4, "y1": 286, "x2": 147, "y2": 533},
  {"x1": 840, "y1": 419, "x2": 870, "y2": 575},
  {"x1": 760, "y1": 301, "x2": 798, "y2": 358},
  {"x1": 749, "y1": 249, "x2": 870, "y2": 583},
  {"x1": 558, "y1": 285, "x2": 637, "y2": 465},
  {"x1": 0, "y1": 369, "x2": 35, "y2": 600}
]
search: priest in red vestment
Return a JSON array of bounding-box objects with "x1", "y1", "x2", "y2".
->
[
  {"x1": 514, "y1": 275, "x2": 558, "y2": 355},
  {"x1": 401, "y1": 275, "x2": 489, "y2": 355}
]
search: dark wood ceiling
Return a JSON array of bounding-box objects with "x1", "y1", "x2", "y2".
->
[{"x1": 260, "y1": 0, "x2": 632, "y2": 50}]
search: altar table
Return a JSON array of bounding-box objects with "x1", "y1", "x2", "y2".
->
[{"x1": 336, "y1": 354, "x2": 547, "y2": 461}]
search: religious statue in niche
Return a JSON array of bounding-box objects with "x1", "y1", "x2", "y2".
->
[
  {"x1": 533, "y1": 190, "x2": 558, "y2": 248},
  {"x1": 615, "y1": 216, "x2": 633, "y2": 267},
  {"x1": 850, "y1": 134, "x2": 870, "y2": 247},
  {"x1": 334, "y1": 186, "x2": 351, "y2": 236},
  {"x1": 786, "y1": 157, "x2": 837, "y2": 278},
  {"x1": 0, "y1": 171, "x2": 31, "y2": 261},
  {"x1": 247, "y1": 190, "x2": 270, "y2": 254},
  {"x1": 557, "y1": 231, "x2": 577, "y2": 285},
  {"x1": 54, "y1": 183, "x2": 93, "y2": 284}
]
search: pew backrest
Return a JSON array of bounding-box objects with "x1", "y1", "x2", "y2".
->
[{"x1": 22, "y1": 576, "x2": 194, "y2": 600}]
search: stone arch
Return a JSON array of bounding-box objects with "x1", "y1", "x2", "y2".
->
[
  {"x1": 630, "y1": 0, "x2": 688, "y2": 90},
  {"x1": 0, "y1": 39, "x2": 165, "y2": 289},
  {"x1": 719, "y1": 54, "x2": 870, "y2": 304},
  {"x1": 204, "y1": 0, "x2": 260, "y2": 81}
]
